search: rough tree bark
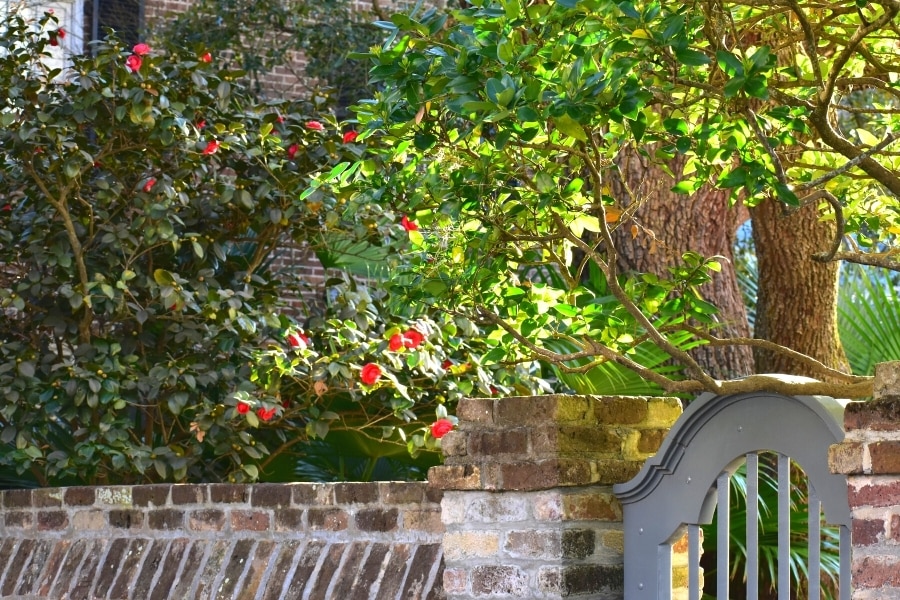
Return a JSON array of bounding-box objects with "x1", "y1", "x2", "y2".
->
[
  {"x1": 610, "y1": 148, "x2": 755, "y2": 380},
  {"x1": 750, "y1": 200, "x2": 850, "y2": 378}
]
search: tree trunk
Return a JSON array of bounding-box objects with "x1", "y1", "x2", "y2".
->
[
  {"x1": 610, "y1": 148, "x2": 755, "y2": 380},
  {"x1": 750, "y1": 200, "x2": 849, "y2": 378}
]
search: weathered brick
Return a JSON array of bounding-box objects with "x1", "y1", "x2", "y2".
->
[
  {"x1": 531, "y1": 426, "x2": 625, "y2": 456},
  {"x1": 171, "y1": 484, "x2": 207, "y2": 504},
  {"x1": 563, "y1": 528, "x2": 596, "y2": 558},
  {"x1": 3, "y1": 539, "x2": 36, "y2": 596},
  {"x1": 851, "y1": 480, "x2": 900, "y2": 508},
  {"x1": 3, "y1": 489, "x2": 32, "y2": 508},
  {"x1": 169, "y1": 542, "x2": 208, "y2": 600},
  {"x1": 464, "y1": 494, "x2": 529, "y2": 523},
  {"x1": 274, "y1": 508, "x2": 304, "y2": 531},
  {"x1": 496, "y1": 395, "x2": 592, "y2": 425},
  {"x1": 376, "y1": 544, "x2": 412, "y2": 599},
  {"x1": 854, "y1": 518, "x2": 885, "y2": 545},
  {"x1": 37, "y1": 510, "x2": 68, "y2": 531},
  {"x1": 469, "y1": 429, "x2": 528, "y2": 458},
  {"x1": 72, "y1": 509, "x2": 106, "y2": 530},
  {"x1": 456, "y1": 398, "x2": 494, "y2": 425},
  {"x1": 845, "y1": 397, "x2": 900, "y2": 431},
  {"x1": 64, "y1": 487, "x2": 96, "y2": 506},
  {"x1": 562, "y1": 492, "x2": 622, "y2": 521},
  {"x1": 252, "y1": 484, "x2": 293, "y2": 507},
  {"x1": 35, "y1": 539, "x2": 70, "y2": 596},
  {"x1": 356, "y1": 507, "x2": 398, "y2": 532},
  {"x1": 14, "y1": 539, "x2": 52, "y2": 596},
  {"x1": 893, "y1": 513, "x2": 900, "y2": 542},
  {"x1": 471, "y1": 565, "x2": 527, "y2": 596},
  {"x1": 637, "y1": 428, "x2": 669, "y2": 454},
  {"x1": 439, "y1": 430, "x2": 468, "y2": 458},
  {"x1": 308, "y1": 543, "x2": 347, "y2": 599},
  {"x1": 853, "y1": 555, "x2": 900, "y2": 588},
  {"x1": 646, "y1": 397, "x2": 682, "y2": 427},
  {"x1": 443, "y1": 532, "x2": 500, "y2": 561},
  {"x1": 216, "y1": 539, "x2": 255, "y2": 600},
  {"x1": 403, "y1": 507, "x2": 443, "y2": 532},
  {"x1": 328, "y1": 542, "x2": 368, "y2": 599},
  {"x1": 49, "y1": 538, "x2": 86, "y2": 598},
  {"x1": 493, "y1": 461, "x2": 563, "y2": 491},
  {"x1": 282, "y1": 540, "x2": 326, "y2": 598},
  {"x1": 443, "y1": 568, "x2": 468, "y2": 594},
  {"x1": 235, "y1": 540, "x2": 276, "y2": 600},
  {"x1": 148, "y1": 538, "x2": 189, "y2": 600},
  {"x1": 68, "y1": 540, "x2": 106, "y2": 599},
  {"x1": 259, "y1": 540, "x2": 304, "y2": 600},
  {"x1": 209, "y1": 483, "x2": 250, "y2": 503},
  {"x1": 870, "y1": 441, "x2": 900, "y2": 474},
  {"x1": 307, "y1": 507, "x2": 348, "y2": 531},
  {"x1": 231, "y1": 510, "x2": 270, "y2": 531},
  {"x1": 334, "y1": 482, "x2": 379, "y2": 504},
  {"x1": 188, "y1": 508, "x2": 225, "y2": 531},
  {"x1": 379, "y1": 481, "x2": 426, "y2": 504},
  {"x1": 428, "y1": 464, "x2": 482, "y2": 491},
  {"x1": 193, "y1": 540, "x2": 233, "y2": 600},
  {"x1": 108, "y1": 509, "x2": 144, "y2": 529},
  {"x1": 829, "y1": 442, "x2": 865, "y2": 475},
  {"x1": 32, "y1": 489, "x2": 63, "y2": 508},
  {"x1": 504, "y1": 530, "x2": 562, "y2": 559},
  {"x1": 148, "y1": 508, "x2": 184, "y2": 530},
  {"x1": 5, "y1": 510, "x2": 33, "y2": 529},
  {"x1": 561, "y1": 564, "x2": 623, "y2": 595},
  {"x1": 593, "y1": 396, "x2": 650, "y2": 425},
  {"x1": 92, "y1": 538, "x2": 128, "y2": 598},
  {"x1": 401, "y1": 543, "x2": 442, "y2": 599},
  {"x1": 292, "y1": 483, "x2": 333, "y2": 506},
  {"x1": 348, "y1": 543, "x2": 391, "y2": 598},
  {"x1": 132, "y1": 484, "x2": 169, "y2": 507},
  {"x1": 95, "y1": 487, "x2": 132, "y2": 506}
]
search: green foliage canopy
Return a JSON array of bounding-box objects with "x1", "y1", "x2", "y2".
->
[{"x1": 340, "y1": 0, "x2": 900, "y2": 398}]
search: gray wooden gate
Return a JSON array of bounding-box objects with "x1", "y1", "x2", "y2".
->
[{"x1": 613, "y1": 386, "x2": 851, "y2": 599}]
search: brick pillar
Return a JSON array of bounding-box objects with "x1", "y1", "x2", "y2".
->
[
  {"x1": 429, "y1": 394, "x2": 682, "y2": 599},
  {"x1": 830, "y1": 361, "x2": 900, "y2": 598}
]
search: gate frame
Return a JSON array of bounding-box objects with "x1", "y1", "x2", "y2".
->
[{"x1": 613, "y1": 382, "x2": 851, "y2": 599}]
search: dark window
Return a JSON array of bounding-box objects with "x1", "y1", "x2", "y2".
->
[{"x1": 85, "y1": 0, "x2": 142, "y2": 47}]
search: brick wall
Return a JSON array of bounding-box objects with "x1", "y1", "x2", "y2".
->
[
  {"x1": 0, "y1": 481, "x2": 444, "y2": 600},
  {"x1": 830, "y1": 361, "x2": 900, "y2": 600},
  {"x1": 429, "y1": 395, "x2": 683, "y2": 599}
]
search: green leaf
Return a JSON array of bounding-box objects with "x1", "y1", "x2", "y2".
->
[
  {"x1": 674, "y1": 48, "x2": 710, "y2": 66},
  {"x1": 554, "y1": 114, "x2": 588, "y2": 141},
  {"x1": 716, "y1": 51, "x2": 744, "y2": 76}
]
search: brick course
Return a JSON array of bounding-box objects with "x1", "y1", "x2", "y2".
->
[{"x1": 0, "y1": 481, "x2": 443, "y2": 600}]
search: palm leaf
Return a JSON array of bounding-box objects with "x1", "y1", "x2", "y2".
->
[{"x1": 838, "y1": 265, "x2": 900, "y2": 375}]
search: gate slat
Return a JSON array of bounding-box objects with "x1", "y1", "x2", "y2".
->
[
  {"x1": 840, "y1": 525, "x2": 851, "y2": 599},
  {"x1": 778, "y1": 453, "x2": 791, "y2": 600},
  {"x1": 717, "y1": 472, "x2": 730, "y2": 600},
  {"x1": 688, "y1": 525, "x2": 700, "y2": 600},
  {"x1": 747, "y1": 453, "x2": 759, "y2": 600},
  {"x1": 808, "y1": 489, "x2": 821, "y2": 599}
]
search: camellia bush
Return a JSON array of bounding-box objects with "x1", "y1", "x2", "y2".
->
[{"x1": 0, "y1": 10, "x2": 546, "y2": 486}]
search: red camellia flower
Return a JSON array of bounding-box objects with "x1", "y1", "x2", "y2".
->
[
  {"x1": 286, "y1": 331, "x2": 309, "y2": 348},
  {"x1": 360, "y1": 363, "x2": 382, "y2": 385},
  {"x1": 257, "y1": 407, "x2": 277, "y2": 421},
  {"x1": 276, "y1": 115, "x2": 286, "y2": 124},
  {"x1": 199, "y1": 52, "x2": 212, "y2": 63},
  {"x1": 431, "y1": 418, "x2": 454, "y2": 439},
  {"x1": 142, "y1": 178, "x2": 156, "y2": 192},
  {"x1": 132, "y1": 43, "x2": 151, "y2": 56},
  {"x1": 342, "y1": 130, "x2": 358, "y2": 143},
  {"x1": 125, "y1": 54, "x2": 142, "y2": 72},
  {"x1": 237, "y1": 402, "x2": 250, "y2": 414},
  {"x1": 2, "y1": 204, "x2": 11, "y2": 212},
  {"x1": 305, "y1": 120, "x2": 324, "y2": 131},
  {"x1": 389, "y1": 334, "x2": 404, "y2": 352},
  {"x1": 202, "y1": 140, "x2": 220, "y2": 155},
  {"x1": 196, "y1": 119, "x2": 206, "y2": 129},
  {"x1": 287, "y1": 143, "x2": 299, "y2": 159},
  {"x1": 441, "y1": 359, "x2": 453, "y2": 370},
  {"x1": 403, "y1": 329, "x2": 424, "y2": 349},
  {"x1": 49, "y1": 28, "x2": 65, "y2": 46},
  {"x1": 401, "y1": 215, "x2": 419, "y2": 232}
]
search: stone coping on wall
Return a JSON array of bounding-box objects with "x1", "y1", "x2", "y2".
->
[{"x1": 0, "y1": 481, "x2": 445, "y2": 600}]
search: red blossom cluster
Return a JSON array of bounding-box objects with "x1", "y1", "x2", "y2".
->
[
  {"x1": 49, "y1": 28, "x2": 65, "y2": 47},
  {"x1": 256, "y1": 407, "x2": 276, "y2": 421},
  {"x1": 389, "y1": 328, "x2": 424, "y2": 351},
  {"x1": 430, "y1": 418, "x2": 454, "y2": 439},
  {"x1": 125, "y1": 43, "x2": 151, "y2": 73},
  {"x1": 401, "y1": 216, "x2": 418, "y2": 231},
  {"x1": 360, "y1": 363, "x2": 382, "y2": 385},
  {"x1": 286, "y1": 330, "x2": 309, "y2": 348}
]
